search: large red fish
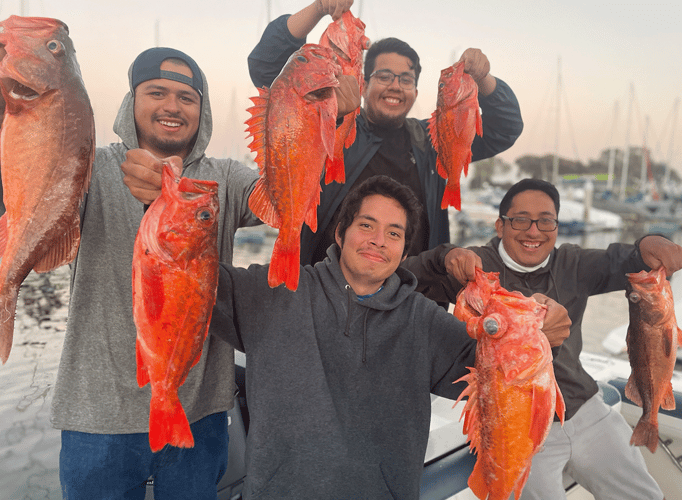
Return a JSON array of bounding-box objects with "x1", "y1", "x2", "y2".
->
[
  {"x1": 625, "y1": 266, "x2": 681, "y2": 453},
  {"x1": 319, "y1": 11, "x2": 369, "y2": 184},
  {"x1": 454, "y1": 268, "x2": 565, "y2": 500},
  {"x1": 132, "y1": 165, "x2": 220, "y2": 452},
  {"x1": 428, "y1": 61, "x2": 482, "y2": 211},
  {"x1": 0, "y1": 16, "x2": 94, "y2": 364},
  {"x1": 246, "y1": 43, "x2": 340, "y2": 291}
]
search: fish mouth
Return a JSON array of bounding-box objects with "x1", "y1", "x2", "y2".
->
[{"x1": 7, "y1": 79, "x2": 39, "y2": 100}]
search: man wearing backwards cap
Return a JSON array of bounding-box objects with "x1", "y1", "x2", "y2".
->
[{"x1": 48, "y1": 47, "x2": 271, "y2": 499}]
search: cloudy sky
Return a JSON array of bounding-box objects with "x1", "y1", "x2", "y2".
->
[{"x1": 4, "y1": 0, "x2": 681, "y2": 171}]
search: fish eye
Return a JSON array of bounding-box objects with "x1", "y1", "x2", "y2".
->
[
  {"x1": 46, "y1": 40, "x2": 64, "y2": 54},
  {"x1": 296, "y1": 55, "x2": 308, "y2": 63},
  {"x1": 439, "y1": 82, "x2": 445, "y2": 89},
  {"x1": 195, "y1": 208, "x2": 215, "y2": 224},
  {"x1": 628, "y1": 292, "x2": 641, "y2": 303}
]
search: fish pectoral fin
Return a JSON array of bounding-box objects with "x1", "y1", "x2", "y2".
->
[
  {"x1": 136, "y1": 338, "x2": 150, "y2": 387},
  {"x1": 248, "y1": 179, "x2": 281, "y2": 228},
  {"x1": 529, "y1": 384, "x2": 553, "y2": 447},
  {"x1": 303, "y1": 185, "x2": 321, "y2": 233},
  {"x1": 662, "y1": 382, "x2": 676, "y2": 410},
  {"x1": 624, "y1": 374, "x2": 644, "y2": 406},
  {"x1": 555, "y1": 381, "x2": 566, "y2": 424},
  {"x1": 33, "y1": 224, "x2": 80, "y2": 273}
]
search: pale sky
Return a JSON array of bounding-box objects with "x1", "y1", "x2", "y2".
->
[{"x1": 5, "y1": 0, "x2": 682, "y2": 173}]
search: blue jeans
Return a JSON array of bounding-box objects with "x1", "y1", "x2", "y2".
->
[{"x1": 60, "y1": 411, "x2": 228, "y2": 500}]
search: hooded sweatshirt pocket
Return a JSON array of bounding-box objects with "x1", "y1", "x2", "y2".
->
[{"x1": 249, "y1": 450, "x2": 397, "y2": 500}]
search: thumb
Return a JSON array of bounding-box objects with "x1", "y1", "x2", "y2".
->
[{"x1": 163, "y1": 156, "x2": 184, "y2": 177}]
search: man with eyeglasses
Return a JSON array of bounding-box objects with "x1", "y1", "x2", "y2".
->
[
  {"x1": 248, "y1": 0, "x2": 523, "y2": 266},
  {"x1": 403, "y1": 178, "x2": 682, "y2": 500}
]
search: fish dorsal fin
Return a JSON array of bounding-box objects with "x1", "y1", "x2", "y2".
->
[
  {"x1": 248, "y1": 178, "x2": 281, "y2": 229},
  {"x1": 245, "y1": 87, "x2": 271, "y2": 174},
  {"x1": 0, "y1": 214, "x2": 7, "y2": 257},
  {"x1": 33, "y1": 223, "x2": 80, "y2": 273}
]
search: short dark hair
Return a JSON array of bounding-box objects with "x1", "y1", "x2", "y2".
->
[
  {"x1": 498, "y1": 178, "x2": 560, "y2": 217},
  {"x1": 336, "y1": 175, "x2": 422, "y2": 257},
  {"x1": 364, "y1": 38, "x2": 422, "y2": 85}
]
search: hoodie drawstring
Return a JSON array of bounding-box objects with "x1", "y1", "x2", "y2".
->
[
  {"x1": 344, "y1": 285, "x2": 352, "y2": 337},
  {"x1": 344, "y1": 285, "x2": 370, "y2": 364}
]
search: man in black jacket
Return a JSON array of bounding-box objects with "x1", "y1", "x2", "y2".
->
[
  {"x1": 403, "y1": 178, "x2": 681, "y2": 499},
  {"x1": 247, "y1": 0, "x2": 523, "y2": 266}
]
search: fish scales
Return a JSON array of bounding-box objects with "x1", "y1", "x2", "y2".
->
[
  {"x1": 132, "y1": 165, "x2": 220, "y2": 452},
  {"x1": 453, "y1": 268, "x2": 565, "y2": 500},
  {"x1": 246, "y1": 43, "x2": 340, "y2": 291},
  {"x1": 319, "y1": 11, "x2": 369, "y2": 184},
  {"x1": 625, "y1": 266, "x2": 682, "y2": 453},
  {"x1": 0, "y1": 16, "x2": 94, "y2": 364},
  {"x1": 428, "y1": 61, "x2": 482, "y2": 211}
]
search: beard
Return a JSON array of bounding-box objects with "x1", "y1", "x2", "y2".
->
[
  {"x1": 364, "y1": 104, "x2": 408, "y2": 129},
  {"x1": 144, "y1": 135, "x2": 196, "y2": 157}
]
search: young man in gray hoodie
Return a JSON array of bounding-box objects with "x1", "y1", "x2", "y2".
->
[
  {"x1": 51, "y1": 48, "x2": 261, "y2": 499},
  {"x1": 211, "y1": 175, "x2": 569, "y2": 499}
]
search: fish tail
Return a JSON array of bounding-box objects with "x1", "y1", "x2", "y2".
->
[
  {"x1": 268, "y1": 236, "x2": 301, "y2": 291},
  {"x1": 630, "y1": 416, "x2": 659, "y2": 453},
  {"x1": 0, "y1": 286, "x2": 18, "y2": 364},
  {"x1": 324, "y1": 154, "x2": 346, "y2": 185},
  {"x1": 441, "y1": 182, "x2": 462, "y2": 211},
  {"x1": 148, "y1": 393, "x2": 194, "y2": 452}
]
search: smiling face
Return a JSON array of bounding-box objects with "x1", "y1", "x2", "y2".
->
[
  {"x1": 133, "y1": 60, "x2": 201, "y2": 159},
  {"x1": 336, "y1": 194, "x2": 407, "y2": 296},
  {"x1": 495, "y1": 190, "x2": 558, "y2": 267},
  {"x1": 362, "y1": 52, "x2": 418, "y2": 128}
]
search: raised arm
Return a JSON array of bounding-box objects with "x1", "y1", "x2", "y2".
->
[{"x1": 247, "y1": 0, "x2": 354, "y2": 89}]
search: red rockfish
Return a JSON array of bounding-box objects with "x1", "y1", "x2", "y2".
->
[
  {"x1": 0, "y1": 16, "x2": 94, "y2": 364},
  {"x1": 132, "y1": 165, "x2": 219, "y2": 452},
  {"x1": 625, "y1": 266, "x2": 681, "y2": 453},
  {"x1": 454, "y1": 268, "x2": 565, "y2": 500},
  {"x1": 246, "y1": 43, "x2": 340, "y2": 291},
  {"x1": 428, "y1": 61, "x2": 482, "y2": 211},
  {"x1": 319, "y1": 10, "x2": 369, "y2": 184}
]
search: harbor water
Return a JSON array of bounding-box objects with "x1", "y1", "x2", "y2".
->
[{"x1": 0, "y1": 227, "x2": 675, "y2": 499}]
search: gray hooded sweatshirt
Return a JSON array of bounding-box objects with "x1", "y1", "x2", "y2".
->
[
  {"x1": 51, "y1": 59, "x2": 260, "y2": 434},
  {"x1": 211, "y1": 245, "x2": 477, "y2": 499}
]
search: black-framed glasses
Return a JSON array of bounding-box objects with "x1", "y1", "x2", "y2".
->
[
  {"x1": 368, "y1": 69, "x2": 417, "y2": 89},
  {"x1": 500, "y1": 215, "x2": 558, "y2": 232}
]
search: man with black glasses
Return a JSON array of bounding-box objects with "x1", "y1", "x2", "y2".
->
[
  {"x1": 403, "y1": 178, "x2": 682, "y2": 500},
  {"x1": 247, "y1": 0, "x2": 524, "y2": 266}
]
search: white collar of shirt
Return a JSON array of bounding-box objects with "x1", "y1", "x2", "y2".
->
[{"x1": 498, "y1": 240, "x2": 551, "y2": 273}]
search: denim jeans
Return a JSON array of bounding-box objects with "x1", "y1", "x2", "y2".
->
[{"x1": 60, "y1": 411, "x2": 229, "y2": 500}]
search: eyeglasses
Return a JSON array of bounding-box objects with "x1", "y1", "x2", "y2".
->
[
  {"x1": 500, "y1": 215, "x2": 558, "y2": 232},
  {"x1": 368, "y1": 69, "x2": 417, "y2": 89}
]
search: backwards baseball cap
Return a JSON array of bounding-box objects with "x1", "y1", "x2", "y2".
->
[{"x1": 131, "y1": 47, "x2": 203, "y2": 97}]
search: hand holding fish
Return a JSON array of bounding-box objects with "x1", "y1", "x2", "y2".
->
[
  {"x1": 458, "y1": 48, "x2": 496, "y2": 97},
  {"x1": 315, "y1": 0, "x2": 354, "y2": 20},
  {"x1": 532, "y1": 293, "x2": 571, "y2": 347},
  {"x1": 121, "y1": 149, "x2": 183, "y2": 205},
  {"x1": 334, "y1": 74, "x2": 361, "y2": 117},
  {"x1": 638, "y1": 235, "x2": 682, "y2": 276},
  {"x1": 288, "y1": 0, "x2": 353, "y2": 38},
  {"x1": 444, "y1": 247, "x2": 483, "y2": 285}
]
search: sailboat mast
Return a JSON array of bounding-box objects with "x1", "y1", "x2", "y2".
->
[
  {"x1": 606, "y1": 101, "x2": 619, "y2": 191},
  {"x1": 663, "y1": 98, "x2": 679, "y2": 187},
  {"x1": 619, "y1": 83, "x2": 635, "y2": 202},
  {"x1": 552, "y1": 57, "x2": 561, "y2": 185}
]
